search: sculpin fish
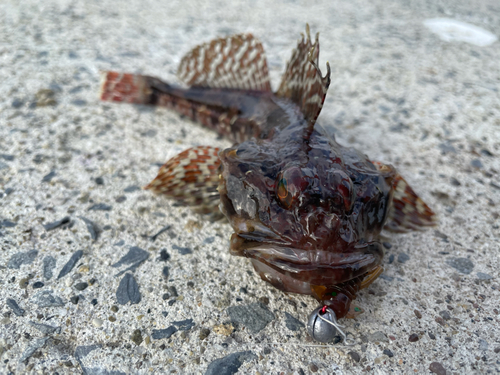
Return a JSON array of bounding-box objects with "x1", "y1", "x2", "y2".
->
[{"x1": 100, "y1": 25, "x2": 436, "y2": 343}]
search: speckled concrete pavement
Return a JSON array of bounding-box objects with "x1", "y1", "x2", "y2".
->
[{"x1": 1, "y1": 0, "x2": 499, "y2": 374}]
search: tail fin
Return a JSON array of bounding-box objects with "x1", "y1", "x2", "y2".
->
[
  {"x1": 100, "y1": 71, "x2": 160, "y2": 104},
  {"x1": 276, "y1": 24, "x2": 331, "y2": 127}
]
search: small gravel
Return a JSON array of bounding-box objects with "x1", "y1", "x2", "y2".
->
[{"x1": 408, "y1": 333, "x2": 419, "y2": 342}]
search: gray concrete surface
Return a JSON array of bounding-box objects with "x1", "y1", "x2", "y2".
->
[{"x1": 1, "y1": 0, "x2": 499, "y2": 374}]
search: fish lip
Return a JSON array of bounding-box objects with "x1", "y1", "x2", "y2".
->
[
  {"x1": 231, "y1": 232, "x2": 383, "y2": 285},
  {"x1": 231, "y1": 230, "x2": 380, "y2": 264}
]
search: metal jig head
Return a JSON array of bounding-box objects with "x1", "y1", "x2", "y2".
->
[{"x1": 307, "y1": 306, "x2": 354, "y2": 345}]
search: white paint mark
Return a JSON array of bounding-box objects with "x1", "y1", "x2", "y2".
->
[{"x1": 423, "y1": 18, "x2": 497, "y2": 47}]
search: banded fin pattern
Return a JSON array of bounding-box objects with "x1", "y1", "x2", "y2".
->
[
  {"x1": 374, "y1": 162, "x2": 437, "y2": 232},
  {"x1": 178, "y1": 33, "x2": 272, "y2": 92},
  {"x1": 100, "y1": 72, "x2": 153, "y2": 104},
  {"x1": 145, "y1": 146, "x2": 222, "y2": 217},
  {"x1": 276, "y1": 24, "x2": 331, "y2": 127}
]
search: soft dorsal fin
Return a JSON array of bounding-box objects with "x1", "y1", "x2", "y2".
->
[
  {"x1": 177, "y1": 33, "x2": 272, "y2": 92},
  {"x1": 276, "y1": 24, "x2": 331, "y2": 126}
]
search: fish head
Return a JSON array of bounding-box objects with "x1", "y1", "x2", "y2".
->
[{"x1": 218, "y1": 133, "x2": 391, "y2": 287}]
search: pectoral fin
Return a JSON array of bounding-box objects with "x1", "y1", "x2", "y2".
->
[{"x1": 145, "y1": 146, "x2": 223, "y2": 218}]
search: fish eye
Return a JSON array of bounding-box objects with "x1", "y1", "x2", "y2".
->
[{"x1": 275, "y1": 167, "x2": 307, "y2": 209}]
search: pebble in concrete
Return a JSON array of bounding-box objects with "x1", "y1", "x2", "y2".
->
[
  {"x1": 79, "y1": 216, "x2": 99, "y2": 241},
  {"x1": 429, "y1": 361, "x2": 447, "y2": 375},
  {"x1": 397, "y1": 253, "x2": 410, "y2": 263},
  {"x1": 205, "y1": 351, "x2": 257, "y2": 375},
  {"x1": 19, "y1": 337, "x2": 50, "y2": 363},
  {"x1": 116, "y1": 273, "x2": 141, "y2": 305},
  {"x1": 31, "y1": 290, "x2": 65, "y2": 307},
  {"x1": 172, "y1": 319, "x2": 195, "y2": 331},
  {"x1": 28, "y1": 321, "x2": 61, "y2": 335},
  {"x1": 43, "y1": 216, "x2": 70, "y2": 231},
  {"x1": 6, "y1": 298, "x2": 25, "y2": 316},
  {"x1": 7, "y1": 249, "x2": 38, "y2": 269},
  {"x1": 368, "y1": 331, "x2": 388, "y2": 343},
  {"x1": 58, "y1": 250, "x2": 84, "y2": 279},
  {"x1": 172, "y1": 244, "x2": 192, "y2": 255},
  {"x1": 446, "y1": 257, "x2": 474, "y2": 274},
  {"x1": 152, "y1": 326, "x2": 177, "y2": 340},
  {"x1": 88, "y1": 203, "x2": 112, "y2": 211},
  {"x1": 227, "y1": 303, "x2": 275, "y2": 334},
  {"x1": 112, "y1": 246, "x2": 149, "y2": 277},
  {"x1": 43, "y1": 256, "x2": 56, "y2": 280},
  {"x1": 284, "y1": 312, "x2": 305, "y2": 331},
  {"x1": 477, "y1": 272, "x2": 493, "y2": 280}
]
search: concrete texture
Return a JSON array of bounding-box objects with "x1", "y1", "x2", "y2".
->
[{"x1": 1, "y1": 0, "x2": 499, "y2": 374}]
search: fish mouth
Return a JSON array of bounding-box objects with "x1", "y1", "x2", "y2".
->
[{"x1": 229, "y1": 224, "x2": 384, "y2": 287}]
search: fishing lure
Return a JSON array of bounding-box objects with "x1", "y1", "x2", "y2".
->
[{"x1": 100, "y1": 25, "x2": 436, "y2": 343}]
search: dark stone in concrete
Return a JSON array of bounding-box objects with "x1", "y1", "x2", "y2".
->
[
  {"x1": 283, "y1": 312, "x2": 305, "y2": 331},
  {"x1": 172, "y1": 319, "x2": 195, "y2": 331},
  {"x1": 112, "y1": 246, "x2": 149, "y2": 277},
  {"x1": 116, "y1": 273, "x2": 141, "y2": 305},
  {"x1": 28, "y1": 321, "x2": 61, "y2": 334},
  {"x1": 348, "y1": 351, "x2": 360, "y2": 362},
  {"x1": 446, "y1": 257, "x2": 474, "y2": 274},
  {"x1": 88, "y1": 203, "x2": 112, "y2": 211},
  {"x1": 151, "y1": 326, "x2": 177, "y2": 340},
  {"x1": 79, "y1": 216, "x2": 99, "y2": 241},
  {"x1": 397, "y1": 253, "x2": 410, "y2": 263},
  {"x1": 7, "y1": 249, "x2": 38, "y2": 269},
  {"x1": 43, "y1": 216, "x2": 70, "y2": 231},
  {"x1": 58, "y1": 250, "x2": 84, "y2": 279},
  {"x1": 227, "y1": 303, "x2": 275, "y2": 333},
  {"x1": 429, "y1": 362, "x2": 447, "y2": 375},
  {"x1": 31, "y1": 290, "x2": 65, "y2": 307},
  {"x1": 6, "y1": 298, "x2": 25, "y2": 316},
  {"x1": 42, "y1": 170, "x2": 56, "y2": 182},
  {"x1": 43, "y1": 256, "x2": 56, "y2": 280},
  {"x1": 205, "y1": 351, "x2": 257, "y2": 375},
  {"x1": 19, "y1": 337, "x2": 49, "y2": 363},
  {"x1": 172, "y1": 244, "x2": 192, "y2": 255}
]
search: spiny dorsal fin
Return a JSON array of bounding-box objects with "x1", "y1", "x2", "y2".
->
[
  {"x1": 276, "y1": 24, "x2": 331, "y2": 126},
  {"x1": 144, "y1": 146, "x2": 222, "y2": 218},
  {"x1": 373, "y1": 162, "x2": 438, "y2": 232},
  {"x1": 177, "y1": 34, "x2": 272, "y2": 92}
]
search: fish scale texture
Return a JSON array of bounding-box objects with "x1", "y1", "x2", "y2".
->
[{"x1": 0, "y1": 0, "x2": 499, "y2": 374}]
